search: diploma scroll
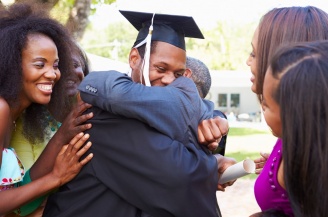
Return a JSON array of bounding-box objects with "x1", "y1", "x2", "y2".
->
[{"x1": 218, "y1": 159, "x2": 255, "y2": 184}]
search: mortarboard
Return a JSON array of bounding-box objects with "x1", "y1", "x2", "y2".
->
[
  {"x1": 119, "y1": 10, "x2": 204, "y2": 50},
  {"x1": 120, "y1": 10, "x2": 204, "y2": 86}
]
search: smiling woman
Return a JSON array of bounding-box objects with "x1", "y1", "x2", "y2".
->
[{"x1": 0, "y1": 2, "x2": 93, "y2": 216}]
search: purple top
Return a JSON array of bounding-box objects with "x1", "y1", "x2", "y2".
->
[{"x1": 254, "y1": 139, "x2": 293, "y2": 216}]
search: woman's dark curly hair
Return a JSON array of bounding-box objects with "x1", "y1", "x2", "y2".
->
[{"x1": 0, "y1": 3, "x2": 76, "y2": 144}]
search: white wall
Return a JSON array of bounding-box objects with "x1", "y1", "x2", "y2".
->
[{"x1": 208, "y1": 70, "x2": 261, "y2": 117}]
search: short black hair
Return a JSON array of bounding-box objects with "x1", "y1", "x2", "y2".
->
[{"x1": 187, "y1": 56, "x2": 211, "y2": 98}]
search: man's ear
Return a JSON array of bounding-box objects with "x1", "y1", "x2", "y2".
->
[
  {"x1": 129, "y1": 48, "x2": 141, "y2": 70},
  {"x1": 184, "y1": 68, "x2": 193, "y2": 78}
]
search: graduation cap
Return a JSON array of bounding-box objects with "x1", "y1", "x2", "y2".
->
[
  {"x1": 120, "y1": 10, "x2": 204, "y2": 86},
  {"x1": 119, "y1": 10, "x2": 204, "y2": 50}
]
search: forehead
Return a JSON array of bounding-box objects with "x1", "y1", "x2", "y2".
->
[
  {"x1": 25, "y1": 33, "x2": 56, "y2": 49},
  {"x1": 23, "y1": 33, "x2": 58, "y2": 56},
  {"x1": 263, "y1": 68, "x2": 278, "y2": 97},
  {"x1": 151, "y1": 41, "x2": 186, "y2": 64}
]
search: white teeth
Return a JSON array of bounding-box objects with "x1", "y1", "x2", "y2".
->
[{"x1": 37, "y1": 84, "x2": 52, "y2": 91}]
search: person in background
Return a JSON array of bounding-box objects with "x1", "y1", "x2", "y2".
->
[
  {"x1": 261, "y1": 40, "x2": 328, "y2": 216},
  {"x1": 0, "y1": 3, "x2": 93, "y2": 216},
  {"x1": 187, "y1": 56, "x2": 212, "y2": 99},
  {"x1": 44, "y1": 10, "x2": 233, "y2": 217},
  {"x1": 246, "y1": 6, "x2": 328, "y2": 216},
  {"x1": 186, "y1": 56, "x2": 227, "y2": 155}
]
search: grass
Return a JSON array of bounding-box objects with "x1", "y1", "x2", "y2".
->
[
  {"x1": 217, "y1": 127, "x2": 270, "y2": 180},
  {"x1": 228, "y1": 127, "x2": 269, "y2": 136},
  {"x1": 224, "y1": 151, "x2": 260, "y2": 180}
]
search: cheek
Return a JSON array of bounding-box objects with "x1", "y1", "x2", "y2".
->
[
  {"x1": 148, "y1": 69, "x2": 158, "y2": 80},
  {"x1": 55, "y1": 70, "x2": 61, "y2": 83},
  {"x1": 275, "y1": 119, "x2": 283, "y2": 138},
  {"x1": 149, "y1": 73, "x2": 165, "y2": 87},
  {"x1": 21, "y1": 69, "x2": 34, "y2": 88},
  {"x1": 267, "y1": 114, "x2": 282, "y2": 137},
  {"x1": 75, "y1": 68, "x2": 84, "y2": 82},
  {"x1": 251, "y1": 59, "x2": 257, "y2": 75}
]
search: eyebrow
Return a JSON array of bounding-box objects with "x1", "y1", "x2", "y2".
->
[{"x1": 32, "y1": 57, "x2": 59, "y2": 62}]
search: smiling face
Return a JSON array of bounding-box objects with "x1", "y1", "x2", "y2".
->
[
  {"x1": 130, "y1": 41, "x2": 187, "y2": 86},
  {"x1": 65, "y1": 55, "x2": 85, "y2": 97},
  {"x1": 262, "y1": 68, "x2": 282, "y2": 137},
  {"x1": 246, "y1": 26, "x2": 259, "y2": 93},
  {"x1": 20, "y1": 33, "x2": 60, "y2": 107}
]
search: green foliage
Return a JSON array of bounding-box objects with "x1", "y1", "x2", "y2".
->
[
  {"x1": 91, "y1": 0, "x2": 115, "y2": 4},
  {"x1": 90, "y1": 0, "x2": 116, "y2": 15},
  {"x1": 50, "y1": 0, "x2": 116, "y2": 23},
  {"x1": 187, "y1": 21, "x2": 257, "y2": 71},
  {"x1": 228, "y1": 127, "x2": 269, "y2": 136},
  {"x1": 51, "y1": 1, "x2": 72, "y2": 23},
  {"x1": 81, "y1": 21, "x2": 136, "y2": 62}
]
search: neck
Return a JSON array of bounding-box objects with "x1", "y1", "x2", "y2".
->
[
  {"x1": 11, "y1": 98, "x2": 32, "y2": 122},
  {"x1": 11, "y1": 104, "x2": 27, "y2": 121}
]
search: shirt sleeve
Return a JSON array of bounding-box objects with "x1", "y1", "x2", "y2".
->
[{"x1": 78, "y1": 71, "x2": 213, "y2": 142}]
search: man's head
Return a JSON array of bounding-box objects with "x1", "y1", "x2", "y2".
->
[
  {"x1": 186, "y1": 56, "x2": 211, "y2": 98},
  {"x1": 129, "y1": 41, "x2": 187, "y2": 86},
  {"x1": 120, "y1": 10, "x2": 204, "y2": 86}
]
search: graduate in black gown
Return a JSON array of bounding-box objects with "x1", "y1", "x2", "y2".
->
[{"x1": 44, "y1": 11, "x2": 234, "y2": 217}]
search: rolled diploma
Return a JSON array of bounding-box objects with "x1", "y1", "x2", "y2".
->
[{"x1": 218, "y1": 159, "x2": 255, "y2": 184}]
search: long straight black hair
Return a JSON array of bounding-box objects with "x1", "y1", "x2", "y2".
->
[{"x1": 270, "y1": 40, "x2": 328, "y2": 216}]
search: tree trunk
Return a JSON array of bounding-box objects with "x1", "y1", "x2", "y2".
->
[{"x1": 65, "y1": 0, "x2": 91, "y2": 41}]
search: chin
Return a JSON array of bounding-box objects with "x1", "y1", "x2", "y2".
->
[
  {"x1": 39, "y1": 99, "x2": 52, "y2": 105},
  {"x1": 251, "y1": 84, "x2": 257, "y2": 93},
  {"x1": 66, "y1": 89, "x2": 78, "y2": 97}
]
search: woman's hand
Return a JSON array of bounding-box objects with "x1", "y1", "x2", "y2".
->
[
  {"x1": 254, "y1": 152, "x2": 270, "y2": 174},
  {"x1": 30, "y1": 101, "x2": 93, "y2": 180},
  {"x1": 51, "y1": 132, "x2": 93, "y2": 186},
  {"x1": 56, "y1": 101, "x2": 93, "y2": 145}
]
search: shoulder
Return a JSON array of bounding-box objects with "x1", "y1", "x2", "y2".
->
[
  {"x1": 170, "y1": 77, "x2": 198, "y2": 93},
  {"x1": 84, "y1": 70, "x2": 128, "y2": 81},
  {"x1": 171, "y1": 76, "x2": 195, "y2": 86},
  {"x1": 79, "y1": 70, "x2": 131, "y2": 92}
]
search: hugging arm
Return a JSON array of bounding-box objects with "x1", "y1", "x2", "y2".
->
[
  {"x1": 78, "y1": 71, "x2": 213, "y2": 141},
  {"x1": 198, "y1": 110, "x2": 229, "y2": 152}
]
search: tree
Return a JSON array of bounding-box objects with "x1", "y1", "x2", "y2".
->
[{"x1": 1, "y1": 0, "x2": 116, "y2": 41}]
